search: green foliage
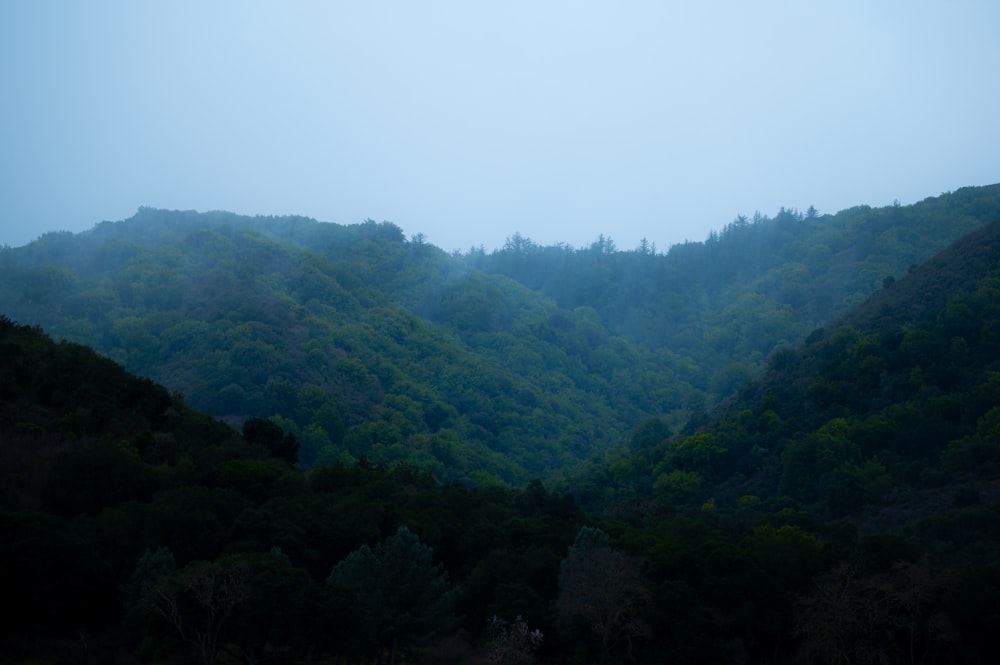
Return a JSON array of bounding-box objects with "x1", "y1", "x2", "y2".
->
[
  {"x1": 653, "y1": 468, "x2": 703, "y2": 505},
  {"x1": 327, "y1": 524, "x2": 460, "y2": 663},
  {"x1": 3, "y1": 191, "x2": 1000, "y2": 662},
  {"x1": 44, "y1": 440, "x2": 161, "y2": 517},
  {"x1": 124, "y1": 545, "x2": 177, "y2": 612},
  {"x1": 218, "y1": 550, "x2": 327, "y2": 665},
  {"x1": 3, "y1": 188, "x2": 998, "y2": 487},
  {"x1": 0, "y1": 357, "x2": 580, "y2": 660},
  {"x1": 241, "y1": 417, "x2": 299, "y2": 463}
]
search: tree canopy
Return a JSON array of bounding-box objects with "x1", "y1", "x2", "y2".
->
[{"x1": 2, "y1": 187, "x2": 1000, "y2": 663}]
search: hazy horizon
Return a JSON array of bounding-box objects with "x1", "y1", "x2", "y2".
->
[{"x1": 3, "y1": 1, "x2": 998, "y2": 251}]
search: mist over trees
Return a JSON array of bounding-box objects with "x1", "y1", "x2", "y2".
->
[
  {"x1": 2, "y1": 185, "x2": 1000, "y2": 662},
  {"x1": 2, "y1": 186, "x2": 998, "y2": 488}
]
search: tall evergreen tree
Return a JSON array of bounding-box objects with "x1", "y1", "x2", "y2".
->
[{"x1": 327, "y1": 524, "x2": 459, "y2": 665}]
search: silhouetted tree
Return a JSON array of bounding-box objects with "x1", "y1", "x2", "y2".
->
[
  {"x1": 144, "y1": 560, "x2": 251, "y2": 665},
  {"x1": 556, "y1": 527, "x2": 651, "y2": 661},
  {"x1": 242, "y1": 417, "x2": 299, "y2": 464}
]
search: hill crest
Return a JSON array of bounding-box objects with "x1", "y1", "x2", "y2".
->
[{"x1": 2, "y1": 184, "x2": 1000, "y2": 486}]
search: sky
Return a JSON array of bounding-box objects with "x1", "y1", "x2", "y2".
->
[{"x1": 2, "y1": 1, "x2": 998, "y2": 252}]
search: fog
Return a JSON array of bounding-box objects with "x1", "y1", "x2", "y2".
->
[{"x1": 2, "y1": 0, "x2": 998, "y2": 250}]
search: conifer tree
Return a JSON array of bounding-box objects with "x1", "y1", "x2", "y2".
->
[{"x1": 327, "y1": 525, "x2": 459, "y2": 665}]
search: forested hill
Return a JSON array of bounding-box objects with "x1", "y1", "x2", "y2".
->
[
  {"x1": 3, "y1": 223, "x2": 1000, "y2": 663},
  {"x1": 584, "y1": 218, "x2": 1000, "y2": 520},
  {"x1": 0, "y1": 314, "x2": 584, "y2": 663},
  {"x1": 469, "y1": 185, "x2": 999, "y2": 353},
  {"x1": 1, "y1": 184, "x2": 999, "y2": 486}
]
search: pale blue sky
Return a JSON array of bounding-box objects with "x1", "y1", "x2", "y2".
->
[{"x1": 2, "y1": 1, "x2": 998, "y2": 251}]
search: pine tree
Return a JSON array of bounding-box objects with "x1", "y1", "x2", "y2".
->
[{"x1": 327, "y1": 525, "x2": 459, "y2": 665}]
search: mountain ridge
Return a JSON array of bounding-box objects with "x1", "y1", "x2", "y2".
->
[
  {"x1": 574, "y1": 217, "x2": 1000, "y2": 521},
  {"x1": 3, "y1": 188, "x2": 1000, "y2": 663},
  {"x1": 2, "y1": 184, "x2": 999, "y2": 486}
]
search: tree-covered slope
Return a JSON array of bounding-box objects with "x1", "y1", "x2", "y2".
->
[
  {"x1": 588, "y1": 218, "x2": 1000, "y2": 522},
  {"x1": 4, "y1": 217, "x2": 1000, "y2": 662},
  {"x1": 0, "y1": 315, "x2": 587, "y2": 664},
  {"x1": 469, "y1": 185, "x2": 1000, "y2": 397},
  {"x1": 2, "y1": 184, "x2": 999, "y2": 487},
  {"x1": 546, "y1": 215, "x2": 1000, "y2": 664},
  {"x1": 0, "y1": 210, "x2": 665, "y2": 484}
]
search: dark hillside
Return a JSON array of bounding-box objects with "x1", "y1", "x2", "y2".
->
[
  {"x1": 840, "y1": 215, "x2": 1000, "y2": 335},
  {"x1": 4, "y1": 218, "x2": 1000, "y2": 662},
  {"x1": 0, "y1": 316, "x2": 241, "y2": 511},
  {"x1": 728, "y1": 217, "x2": 1000, "y2": 429},
  {"x1": 545, "y1": 218, "x2": 1000, "y2": 664},
  {"x1": 587, "y1": 218, "x2": 1000, "y2": 528},
  {"x1": 0, "y1": 315, "x2": 592, "y2": 664}
]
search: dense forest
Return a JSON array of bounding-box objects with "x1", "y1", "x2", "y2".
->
[
  {"x1": 2, "y1": 185, "x2": 999, "y2": 488},
  {"x1": 1, "y1": 186, "x2": 1000, "y2": 663}
]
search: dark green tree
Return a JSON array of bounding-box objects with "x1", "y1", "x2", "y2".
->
[
  {"x1": 327, "y1": 524, "x2": 459, "y2": 665},
  {"x1": 220, "y1": 550, "x2": 321, "y2": 665},
  {"x1": 125, "y1": 545, "x2": 177, "y2": 611},
  {"x1": 242, "y1": 417, "x2": 299, "y2": 464}
]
